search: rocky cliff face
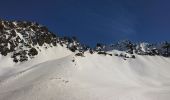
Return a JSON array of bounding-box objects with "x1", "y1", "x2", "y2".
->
[{"x1": 0, "y1": 19, "x2": 58, "y2": 62}]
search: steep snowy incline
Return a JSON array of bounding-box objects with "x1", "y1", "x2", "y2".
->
[{"x1": 0, "y1": 53, "x2": 170, "y2": 100}]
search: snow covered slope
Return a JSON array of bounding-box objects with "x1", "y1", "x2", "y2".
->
[
  {"x1": 0, "y1": 52, "x2": 170, "y2": 100},
  {"x1": 1, "y1": 19, "x2": 170, "y2": 100}
]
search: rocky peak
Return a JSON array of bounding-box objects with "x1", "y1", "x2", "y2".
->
[{"x1": 0, "y1": 19, "x2": 57, "y2": 62}]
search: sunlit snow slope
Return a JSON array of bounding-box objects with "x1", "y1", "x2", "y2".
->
[{"x1": 0, "y1": 51, "x2": 170, "y2": 100}]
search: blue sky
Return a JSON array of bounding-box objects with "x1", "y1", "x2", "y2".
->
[{"x1": 0, "y1": 0, "x2": 170, "y2": 46}]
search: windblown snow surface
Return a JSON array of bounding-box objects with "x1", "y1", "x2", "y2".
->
[{"x1": 0, "y1": 47, "x2": 170, "y2": 100}]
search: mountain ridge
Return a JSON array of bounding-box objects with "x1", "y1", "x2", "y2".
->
[{"x1": 0, "y1": 19, "x2": 170, "y2": 63}]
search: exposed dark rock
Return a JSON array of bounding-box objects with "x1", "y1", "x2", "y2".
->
[
  {"x1": 89, "y1": 49, "x2": 94, "y2": 54},
  {"x1": 114, "y1": 54, "x2": 118, "y2": 56},
  {"x1": 28, "y1": 48, "x2": 38, "y2": 56},
  {"x1": 69, "y1": 46, "x2": 77, "y2": 52},
  {"x1": 75, "y1": 52, "x2": 85, "y2": 57},
  {"x1": 72, "y1": 59, "x2": 75, "y2": 62},
  {"x1": 131, "y1": 55, "x2": 136, "y2": 59},
  {"x1": 98, "y1": 51, "x2": 107, "y2": 55},
  {"x1": 108, "y1": 54, "x2": 112, "y2": 56}
]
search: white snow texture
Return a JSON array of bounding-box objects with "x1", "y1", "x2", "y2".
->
[{"x1": 0, "y1": 46, "x2": 170, "y2": 100}]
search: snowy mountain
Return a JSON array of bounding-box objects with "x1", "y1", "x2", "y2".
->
[
  {"x1": 0, "y1": 19, "x2": 170, "y2": 100},
  {"x1": 0, "y1": 19, "x2": 86, "y2": 64},
  {"x1": 0, "y1": 19, "x2": 58, "y2": 62},
  {"x1": 104, "y1": 40, "x2": 170, "y2": 57}
]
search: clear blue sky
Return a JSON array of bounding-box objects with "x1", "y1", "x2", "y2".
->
[{"x1": 0, "y1": 0, "x2": 170, "y2": 46}]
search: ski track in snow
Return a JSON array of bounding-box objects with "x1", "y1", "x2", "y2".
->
[{"x1": 0, "y1": 52, "x2": 170, "y2": 100}]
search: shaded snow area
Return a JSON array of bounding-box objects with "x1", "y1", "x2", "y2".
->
[{"x1": 0, "y1": 50, "x2": 170, "y2": 100}]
